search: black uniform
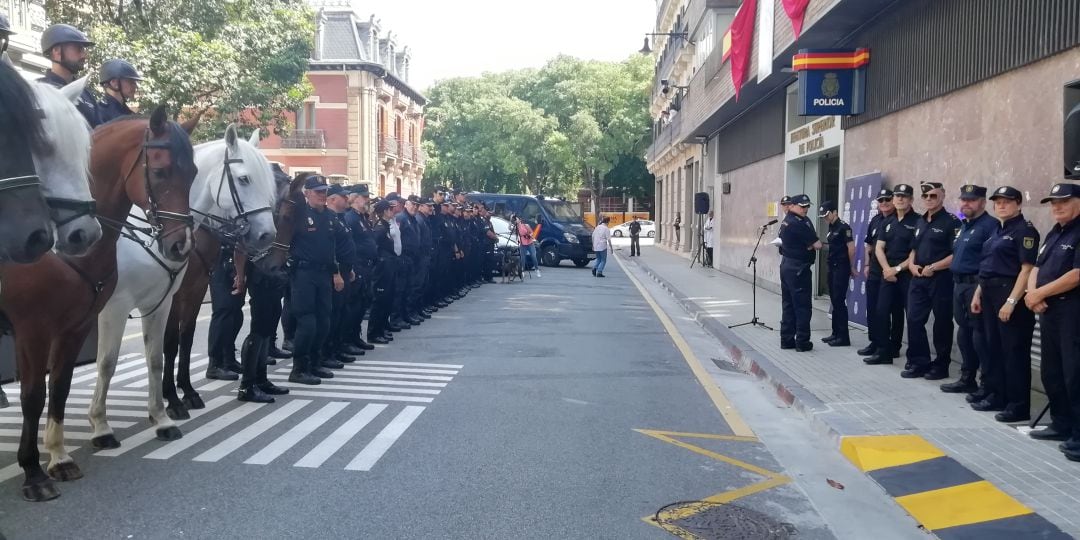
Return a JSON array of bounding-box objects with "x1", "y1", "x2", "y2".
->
[
  {"x1": 369, "y1": 216, "x2": 399, "y2": 340},
  {"x1": 426, "y1": 208, "x2": 447, "y2": 306},
  {"x1": 410, "y1": 213, "x2": 432, "y2": 314},
  {"x1": 629, "y1": 220, "x2": 642, "y2": 256},
  {"x1": 975, "y1": 213, "x2": 1039, "y2": 416},
  {"x1": 39, "y1": 70, "x2": 100, "y2": 129},
  {"x1": 345, "y1": 208, "x2": 378, "y2": 345},
  {"x1": 207, "y1": 245, "x2": 244, "y2": 377},
  {"x1": 825, "y1": 219, "x2": 853, "y2": 342},
  {"x1": 906, "y1": 209, "x2": 961, "y2": 375},
  {"x1": 240, "y1": 259, "x2": 290, "y2": 398},
  {"x1": 97, "y1": 93, "x2": 133, "y2": 124},
  {"x1": 947, "y1": 210, "x2": 996, "y2": 390},
  {"x1": 289, "y1": 203, "x2": 337, "y2": 378},
  {"x1": 1033, "y1": 216, "x2": 1080, "y2": 438},
  {"x1": 870, "y1": 211, "x2": 919, "y2": 358},
  {"x1": 778, "y1": 211, "x2": 817, "y2": 347},
  {"x1": 394, "y1": 211, "x2": 420, "y2": 324},
  {"x1": 863, "y1": 211, "x2": 897, "y2": 355},
  {"x1": 323, "y1": 210, "x2": 357, "y2": 363}
]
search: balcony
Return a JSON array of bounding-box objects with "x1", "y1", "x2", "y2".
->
[
  {"x1": 281, "y1": 129, "x2": 325, "y2": 149},
  {"x1": 379, "y1": 137, "x2": 399, "y2": 161},
  {"x1": 400, "y1": 140, "x2": 414, "y2": 162},
  {"x1": 647, "y1": 112, "x2": 683, "y2": 164}
]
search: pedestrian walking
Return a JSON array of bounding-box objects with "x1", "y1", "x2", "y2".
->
[
  {"x1": 941, "y1": 185, "x2": 995, "y2": 395},
  {"x1": 592, "y1": 216, "x2": 612, "y2": 277},
  {"x1": 970, "y1": 186, "x2": 1038, "y2": 423},
  {"x1": 865, "y1": 184, "x2": 919, "y2": 366},
  {"x1": 778, "y1": 194, "x2": 821, "y2": 352},
  {"x1": 859, "y1": 188, "x2": 897, "y2": 357},
  {"x1": 902, "y1": 182, "x2": 961, "y2": 380},
  {"x1": 628, "y1": 218, "x2": 642, "y2": 257},
  {"x1": 819, "y1": 200, "x2": 855, "y2": 347}
]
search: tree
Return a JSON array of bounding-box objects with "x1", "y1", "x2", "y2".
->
[{"x1": 45, "y1": 0, "x2": 314, "y2": 141}]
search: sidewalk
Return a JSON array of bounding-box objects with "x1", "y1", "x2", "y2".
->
[{"x1": 621, "y1": 245, "x2": 1080, "y2": 537}]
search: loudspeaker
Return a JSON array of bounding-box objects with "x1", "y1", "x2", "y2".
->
[
  {"x1": 1066, "y1": 79, "x2": 1080, "y2": 179},
  {"x1": 694, "y1": 192, "x2": 710, "y2": 215}
]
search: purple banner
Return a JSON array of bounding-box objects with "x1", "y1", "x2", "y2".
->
[{"x1": 842, "y1": 172, "x2": 883, "y2": 327}]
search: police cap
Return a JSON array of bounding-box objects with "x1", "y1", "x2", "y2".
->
[
  {"x1": 406, "y1": 194, "x2": 421, "y2": 204},
  {"x1": 0, "y1": 13, "x2": 14, "y2": 35},
  {"x1": 303, "y1": 175, "x2": 329, "y2": 191},
  {"x1": 791, "y1": 194, "x2": 812, "y2": 207},
  {"x1": 919, "y1": 181, "x2": 944, "y2": 193},
  {"x1": 818, "y1": 200, "x2": 837, "y2": 217},
  {"x1": 421, "y1": 197, "x2": 435, "y2": 206},
  {"x1": 989, "y1": 185, "x2": 1023, "y2": 202},
  {"x1": 350, "y1": 184, "x2": 371, "y2": 197},
  {"x1": 327, "y1": 184, "x2": 347, "y2": 197},
  {"x1": 99, "y1": 59, "x2": 143, "y2": 84},
  {"x1": 385, "y1": 192, "x2": 401, "y2": 201},
  {"x1": 779, "y1": 195, "x2": 792, "y2": 206},
  {"x1": 1040, "y1": 183, "x2": 1080, "y2": 204},
  {"x1": 875, "y1": 188, "x2": 894, "y2": 202},
  {"x1": 373, "y1": 200, "x2": 392, "y2": 215},
  {"x1": 893, "y1": 184, "x2": 915, "y2": 198},
  {"x1": 958, "y1": 184, "x2": 987, "y2": 200},
  {"x1": 41, "y1": 24, "x2": 94, "y2": 54}
]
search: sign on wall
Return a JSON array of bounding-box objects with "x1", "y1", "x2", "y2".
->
[
  {"x1": 794, "y1": 48, "x2": 869, "y2": 116},
  {"x1": 843, "y1": 172, "x2": 883, "y2": 327}
]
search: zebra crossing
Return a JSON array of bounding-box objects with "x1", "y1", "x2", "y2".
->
[{"x1": 0, "y1": 353, "x2": 462, "y2": 480}]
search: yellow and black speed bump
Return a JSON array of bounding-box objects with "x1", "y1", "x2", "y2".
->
[{"x1": 841, "y1": 435, "x2": 1072, "y2": 539}]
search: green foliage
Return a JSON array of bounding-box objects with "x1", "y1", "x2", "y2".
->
[
  {"x1": 423, "y1": 54, "x2": 654, "y2": 204},
  {"x1": 44, "y1": 0, "x2": 314, "y2": 142}
]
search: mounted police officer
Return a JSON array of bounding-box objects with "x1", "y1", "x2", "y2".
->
[
  {"x1": 97, "y1": 59, "x2": 143, "y2": 123},
  {"x1": 970, "y1": 185, "x2": 1038, "y2": 422},
  {"x1": 321, "y1": 184, "x2": 361, "y2": 368},
  {"x1": 38, "y1": 23, "x2": 100, "y2": 128},
  {"x1": 902, "y1": 181, "x2": 961, "y2": 380},
  {"x1": 859, "y1": 188, "x2": 897, "y2": 357},
  {"x1": 1025, "y1": 183, "x2": 1080, "y2": 461},
  {"x1": 287, "y1": 175, "x2": 341, "y2": 385},
  {"x1": 865, "y1": 184, "x2": 919, "y2": 366},
  {"x1": 819, "y1": 201, "x2": 855, "y2": 347},
  {"x1": 344, "y1": 184, "x2": 378, "y2": 351},
  {"x1": 1, "y1": 13, "x2": 14, "y2": 59},
  {"x1": 942, "y1": 184, "x2": 995, "y2": 395},
  {"x1": 778, "y1": 194, "x2": 821, "y2": 352}
]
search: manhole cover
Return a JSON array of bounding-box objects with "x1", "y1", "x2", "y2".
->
[{"x1": 655, "y1": 501, "x2": 797, "y2": 540}]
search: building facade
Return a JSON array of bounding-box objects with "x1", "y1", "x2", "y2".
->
[
  {"x1": 260, "y1": 1, "x2": 427, "y2": 196},
  {"x1": 1, "y1": 0, "x2": 51, "y2": 77}
]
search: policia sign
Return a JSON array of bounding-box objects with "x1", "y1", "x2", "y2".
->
[{"x1": 794, "y1": 48, "x2": 869, "y2": 116}]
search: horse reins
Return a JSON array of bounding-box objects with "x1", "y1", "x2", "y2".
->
[{"x1": 192, "y1": 147, "x2": 272, "y2": 247}]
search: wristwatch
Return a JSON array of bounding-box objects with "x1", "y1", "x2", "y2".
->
[
  {"x1": 1006, "y1": 297, "x2": 1018, "y2": 306},
  {"x1": 894, "y1": 265, "x2": 903, "y2": 273}
]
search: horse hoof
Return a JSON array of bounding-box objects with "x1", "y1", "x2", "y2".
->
[
  {"x1": 47, "y1": 461, "x2": 83, "y2": 482},
  {"x1": 166, "y1": 405, "x2": 190, "y2": 421},
  {"x1": 182, "y1": 394, "x2": 205, "y2": 410},
  {"x1": 22, "y1": 480, "x2": 60, "y2": 502},
  {"x1": 155, "y1": 426, "x2": 183, "y2": 441},
  {"x1": 91, "y1": 434, "x2": 122, "y2": 450}
]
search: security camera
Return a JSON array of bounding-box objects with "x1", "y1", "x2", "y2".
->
[
  {"x1": 660, "y1": 79, "x2": 669, "y2": 87},
  {"x1": 661, "y1": 86, "x2": 671, "y2": 95}
]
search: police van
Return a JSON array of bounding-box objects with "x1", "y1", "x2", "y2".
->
[{"x1": 464, "y1": 193, "x2": 595, "y2": 267}]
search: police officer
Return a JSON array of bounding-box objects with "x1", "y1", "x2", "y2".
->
[
  {"x1": 1024, "y1": 183, "x2": 1080, "y2": 459},
  {"x1": 38, "y1": 24, "x2": 100, "y2": 128},
  {"x1": 628, "y1": 219, "x2": 642, "y2": 257},
  {"x1": 859, "y1": 188, "x2": 897, "y2": 357},
  {"x1": 407, "y1": 195, "x2": 433, "y2": 320},
  {"x1": 902, "y1": 181, "x2": 962, "y2": 379},
  {"x1": 393, "y1": 195, "x2": 423, "y2": 327},
  {"x1": 1, "y1": 14, "x2": 15, "y2": 58},
  {"x1": 287, "y1": 175, "x2": 341, "y2": 385},
  {"x1": 970, "y1": 185, "x2": 1038, "y2": 422},
  {"x1": 238, "y1": 252, "x2": 291, "y2": 403},
  {"x1": 416, "y1": 197, "x2": 439, "y2": 315},
  {"x1": 426, "y1": 193, "x2": 451, "y2": 309},
  {"x1": 441, "y1": 201, "x2": 463, "y2": 302},
  {"x1": 942, "y1": 184, "x2": 996, "y2": 395},
  {"x1": 97, "y1": 59, "x2": 142, "y2": 123},
  {"x1": 865, "y1": 184, "x2": 919, "y2": 366},
  {"x1": 206, "y1": 244, "x2": 246, "y2": 381},
  {"x1": 819, "y1": 201, "x2": 855, "y2": 347},
  {"x1": 778, "y1": 194, "x2": 821, "y2": 351},
  {"x1": 368, "y1": 199, "x2": 399, "y2": 344},
  {"x1": 321, "y1": 184, "x2": 360, "y2": 368},
  {"x1": 344, "y1": 185, "x2": 378, "y2": 351},
  {"x1": 774, "y1": 195, "x2": 793, "y2": 257},
  {"x1": 478, "y1": 203, "x2": 498, "y2": 283}
]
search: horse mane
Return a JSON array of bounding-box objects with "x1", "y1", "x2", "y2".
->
[
  {"x1": 32, "y1": 81, "x2": 92, "y2": 183},
  {"x1": 0, "y1": 62, "x2": 53, "y2": 157}
]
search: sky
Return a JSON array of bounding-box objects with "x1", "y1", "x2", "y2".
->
[{"x1": 344, "y1": 0, "x2": 656, "y2": 92}]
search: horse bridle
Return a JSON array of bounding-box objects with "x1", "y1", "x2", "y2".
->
[
  {"x1": 98, "y1": 127, "x2": 195, "y2": 247},
  {"x1": 17, "y1": 107, "x2": 100, "y2": 227},
  {"x1": 249, "y1": 196, "x2": 297, "y2": 264},
  {"x1": 193, "y1": 147, "x2": 273, "y2": 247}
]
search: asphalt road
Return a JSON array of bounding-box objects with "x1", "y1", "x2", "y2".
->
[{"x1": 0, "y1": 249, "x2": 919, "y2": 539}]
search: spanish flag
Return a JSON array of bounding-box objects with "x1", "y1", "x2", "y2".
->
[
  {"x1": 792, "y1": 48, "x2": 871, "y2": 71},
  {"x1": 721, "y1": 28, "x2": 733, "y2": 62},
  {"x1": 533, "y1": 223, "x2": 541, "y2": 240}
]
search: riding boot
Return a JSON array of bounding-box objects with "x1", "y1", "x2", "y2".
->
[
  {"x1": 0, "y1": 386, "x2": 8, "y2": 409},
  {"x1": 206, "y1": 355, "x2": 239, "y2": 381},
  {"x1": 288, "y1": 355, "x2": 320, "y2": 385},
  {"x1": 237, "y1": 336, "x2": 274, "y2": 403},
  {"x1": 255, "y1": 337, "x2": 288, "y2": 395}
]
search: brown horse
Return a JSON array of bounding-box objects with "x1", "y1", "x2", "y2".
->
[
  {"x1": 0, "y1": 107, "x2": 199, "y2": 502},
  {"x1": 161, "y1": 167, "x2": 301, "y2": 419}
]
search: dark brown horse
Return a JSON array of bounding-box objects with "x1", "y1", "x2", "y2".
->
[
  {"x1": 162, "y1": 168, "x2": 302, "y2": 419},
  {"x1": 0, "y1": 107, "x2": 199, "y2": 502}
]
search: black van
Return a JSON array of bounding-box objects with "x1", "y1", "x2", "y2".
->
[{"x1": 465, "y1": 193, "x2": 595, "y2": 267}]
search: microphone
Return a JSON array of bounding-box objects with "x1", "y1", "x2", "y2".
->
[{"x1": 763, "y1": 219, "x2": 778, "y2": 227}]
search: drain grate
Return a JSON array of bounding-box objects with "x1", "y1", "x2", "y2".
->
[{"x1": 655, "y1": 501, "x2": 797, "y2": 539}]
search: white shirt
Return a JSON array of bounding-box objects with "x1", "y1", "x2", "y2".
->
[
  {"x1": 704, "y1": 217, "x2": 715, "y2": 248},
  {"x1": 389, "y1": 219, "x2": 402, "y2": 256},
  {"x1": 592, "y1": 224, "x2": 611, "y2": 252}
]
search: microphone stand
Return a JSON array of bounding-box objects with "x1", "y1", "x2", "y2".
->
[{"x1": 729, "y1": 221, "x2": 775, "y2": 330}]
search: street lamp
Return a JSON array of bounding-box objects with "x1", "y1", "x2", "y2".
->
[{"x1": 639, "y1": 32, "x2": 690, "y2": 55}]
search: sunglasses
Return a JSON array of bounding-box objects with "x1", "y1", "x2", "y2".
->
[{"x1": 921, "y1": 193, "x2": 940, "y2": 200}]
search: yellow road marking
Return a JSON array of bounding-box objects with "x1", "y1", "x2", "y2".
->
[
  {"x1": 636, "y1": 429, "x2": 776, "y2": 478},
  {"x1": 895, "y1": 480, "x2": 1033, "y2": 531},
  {"x1": 840, "y1": 434, "x2": 946, "y2": 472},
  {"x1": 618, "y1": 256, "x2": 755, "y2": 437}
]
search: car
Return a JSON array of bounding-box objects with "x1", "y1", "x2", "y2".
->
[
  {"x1": 465, "y1": 193, "x2": 595, "y2": 268},
  {"x1": 489, "y1": 216, "x2": 519, "y2": 249},
  {"x1": 611, "y1": 219, "x2": 655, "y2": 238}
]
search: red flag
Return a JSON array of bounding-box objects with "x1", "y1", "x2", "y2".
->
[
  {"x1": 781, "y1": 0, "x2": 811, "y2": 39},
  {"x1": 729, "y1": 0, "x2": 757, "y2": 101}
]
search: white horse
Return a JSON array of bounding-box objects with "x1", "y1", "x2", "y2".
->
[
  {"x1": 32, "y1": 78, "x2": 103, "y2": 256},
  {"x1": 88, "y1": 125, "x2": 277, "y2": 448}
]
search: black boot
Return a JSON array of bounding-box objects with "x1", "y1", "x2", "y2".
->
[
  {"x1": 255, "y1": 338, "x2": 289, "y2": 396},
  {"x1": 354, "y1": 338, "x2": 375, "y2": 351},
  {"x1": 288, "y1": 356, "x2": 321, "y2": 385},
  {"x1": 320, "y1": 350, "x2": 345, "y2": 370},
  {"x1": 206, "y1": 355, "x2": 239, "y2": 381},
  {"x1": 269, "y1": 342, "x2": 292, "y2": 359},
  {"x1": 940, "y1": 373, "x2": 978, "y2": 393},
  {"x1": 224, "y1": 349, "x2": 243, "y2": 374},
  {"x1": 282, "y1": 339, "x2": 294, "y2": 352},
  {"x1": 311, "y1": 354, "x2": 336, "y2": 378},
  {"x1": 238, "y1": 336, "x2": 274, "y2": 403}
]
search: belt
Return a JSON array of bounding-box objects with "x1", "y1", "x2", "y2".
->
[
  {"x1": 289, "y1": 259, "x2": 335, "y2": 273},
  {"x1": 953, "y1": 273, "x2": 978, "y2": 284},
  {"x1": 979, "y1": 276, "x2": 1016, "y2": 287}
]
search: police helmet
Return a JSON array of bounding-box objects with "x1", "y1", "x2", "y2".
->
[
  {"x1": 99, "y1": 59, "x2": 143, "y2": 84},
  {"x1": 40, "y1": 24, "x2": 94, "y2": 54},
  {"x1": 0, "y1": 13, "x2": 14, "y2": 36}
]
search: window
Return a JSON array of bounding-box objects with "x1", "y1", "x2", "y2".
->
[
  {"x1": 295, "y1": 102, "x2": 316, "y2": 131},
  {"x1": 539, "y1": 200, "x2": 581, "y2": 223},
  {"x1": 693, "y1": 14, "x2": 715, "y2": 73},
  {"x1": 520, "y1": 201, "x2": 541, "y2": 224}
]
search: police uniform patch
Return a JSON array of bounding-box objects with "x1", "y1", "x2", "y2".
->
[
  {"x1": 846, "y1": 229, "x2": 852, "y2": 238},
  {"x1": 964, "y1": 185, "x2": 974, "y2": 193},
  {"x1": 886, "y1": 224, "x2": 892, "y2": 233},
  {"x1": 1024, "y1": 237, "x2": 1035, "y2": 249},
  {"x1": 307, "y1": 217, "x2": 314, "y2": 226}
]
